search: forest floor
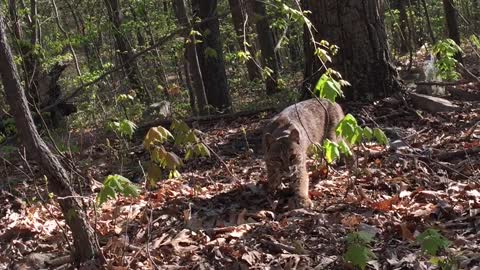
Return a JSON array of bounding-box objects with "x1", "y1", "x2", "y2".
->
[{"x1": 1, "y1": 62, "x2": 480, "y2": 269}]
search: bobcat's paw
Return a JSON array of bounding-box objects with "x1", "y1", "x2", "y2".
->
[{"x1": 289, "y1": 196, "x2": 313, "y2": 209}]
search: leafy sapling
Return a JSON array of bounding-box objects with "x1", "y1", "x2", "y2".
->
[
  {"x1": 96, "y1": 174, "x2": 139, "y2": 206},
  {"x1": 344, "y1": 231, "x2": 376, "y2": 270},
  {"x1": 431, "y1": 39, "x2": 462, "y2": 81},
  {"x1": 143, "y1": 120, "x2": 210, "y2": 185},
  {"x1": 416, "y1": 228, "x2": 457, "y2": 269}
]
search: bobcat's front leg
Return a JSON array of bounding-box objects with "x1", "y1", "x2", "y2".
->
[{"x1": 290, "y1": 166, "x2": 313, "y2": 209}]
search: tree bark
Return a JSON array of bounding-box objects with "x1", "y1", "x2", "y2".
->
[
  {"x1": 249, "y1": 0, "x2": 279, "y2": 95},
  {"x1": 104, "y1": 0, "x2": 150, "y2": 101},
  {"x1": 0, "y1": 13, "x2": 102, "y2": 264},
  {"x1": 301, "y1": 0, "x2": 400, "y2": 101},
  {"x1": 193, "y1": 0, "x2": 231, "y2": 112},
  {"x1": 173, "y1": 0, "x2": 209, "y2": 115},
  {"x1": 442, "y1": 0, "x2": 462, "y2": 63},
  {"x1": 228, "y1": 0, "x2": 261, "y2": 81}
]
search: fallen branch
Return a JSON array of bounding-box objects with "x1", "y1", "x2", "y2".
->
[
  {"x1": 414, "y1": 81, "x2": 462, "y2": 86},
  {"x1": 434, "y1": 147, "x2": 480, "y2": 161},
  {"x1": 135, "y1": 107, "x2": 276, "y2": 136}
]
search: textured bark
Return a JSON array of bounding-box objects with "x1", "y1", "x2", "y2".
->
[
  {"x1": 193, "y1": 0, "x2": 231, "y2": 111},
  {"x1": 104, "y1": 0, "x2": 149, "y2": 101},
  {"x1": 442, "y1": 0, "x2": 462, "y2": 63},
  {"x1": 228, "y1": 0, "x2": 261, "y2": 81},
  {"x1": 173, "y1": 0, "x2": 208, "y2": 115},
  {"x1": 0, "y1": 13, "x2": 102, "y2": 264},
  {"x1": 250, "y1": 0, "x2": 279, "y2": 95},
  {"x1": 302, "y1": 0, "x2": 400, "y2": 101}
]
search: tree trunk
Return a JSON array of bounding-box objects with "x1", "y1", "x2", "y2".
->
[
  {"x1": 104, "y1": 0, "x2": 150, "y2": 101},
  {"x1": 0, "y1": 13, "x2": 102, "y2": 264},
  {"x1": 442, "y1": 0, "x2": 462, "y2": 63},
  {"x1": 193, "y1": 0, "x2": 231, "y2": 112},
  {"x1": 421, "y1": 0, "x2": 436, "y2": 44},
  {"x1": 228, "y1": 0, "x2": 261, "y2": 81},
  {"x1": 172, "y1": 0, "x2": 209, "y2": 115},
  {"x1": 302, "y1": 0, "x2": 400, "y2": 101},
  {"x1": 398, "y1": 0, "x2": 410, "y2": 54},
  {"x1": 249, "y1": 0, "x2": 279, "y2": 95}
]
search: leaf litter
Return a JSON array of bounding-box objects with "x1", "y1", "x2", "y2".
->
[{"x1": 1, "y1": 90, "x2": 480, "y2": 269}]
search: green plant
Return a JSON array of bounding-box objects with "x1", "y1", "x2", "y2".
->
[
  {"x1": 417, "y1": 228, "x2": 457, "y2": 270},
  {"x1": 431, "y1": 39, "x2": 462, "y2": 81},
  {"x1": 96, "y1": 174, "x2": 139, "y2": 206},
  {"x1": 143, "y1": 120, "x2": 210, "y2": 184},
  {"x1": 417, "y1": 228, "x2": 450, "y2": 256},
  {"x1": 108, "y1": 119, "x2": 137, "y2": 139},
  {"x1": 344, "y1": 231, "x2": 376, "y2": 270}
]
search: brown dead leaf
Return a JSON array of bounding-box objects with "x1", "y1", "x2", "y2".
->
[
  {"x1": 400, "y1": 223, "x2": 415, "y2": 242},
  {"x1": 341, "y1": 215, "x2": 363, "y2": 227},
  {"x1": 370, "y1": 195, "x2": 400, "y2": 212}
]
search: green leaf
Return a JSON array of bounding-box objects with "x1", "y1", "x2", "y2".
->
[
  {"x1": 416, "y1": 229, "x2": 450, "y2": 256},
  {"x1": 314, "y1": 73, "x2": 343, "y2": 102},
  {"x1": 143, "y1": 126, "x2": 173, "y2": 148},
  {"x1": 336, "y1": 114, "x2": 362, "y2": 144},
  {"x1": 96, "y1": 175, "x2": 139, "y2": 206},
  {"x1": 363, "y1": 127, "x2": 373, "y2": 141},
  {"x1": 338, "y1": 140, "x2": 352, "y2": 156},
  {"x1": 373, "y1": 128, "x2": 389, "y2": 146},
  {"x1": 323, "y1": 139, "x2": 340, "y2": 164},
  {"x1": 344, "y1": 244, "x2": 375, "y2": 270}
]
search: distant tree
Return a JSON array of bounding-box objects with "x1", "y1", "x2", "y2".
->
[
  {"x1": 172, "y1": 0, "x2": 209, "y2": 115},
  {"x1": 228, "y1": 0, "x2": 261, "y2": 81},
  {"x1": 302, "y1": 0, "x2": 401, "y2": 100},
  {"x1": 193, "y1": 0, "x2": 231, "y2": 112},
  {"x1": 249, "y1": 0, "x2": 280, "y2": 95},
  {"x1": 0, "y1": 13, "x2": 102, "y2": 264},
  {"x1": 104, "y1": 0, "x2": 150, "y2": 101}
]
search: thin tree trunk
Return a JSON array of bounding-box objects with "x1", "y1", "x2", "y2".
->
[
  {"x1": 398, "y1": 0, "x2": 410, "y2": 53},
  {"x1": 104, "y1": 0, "x2": 151, "y2": 101},
  {"x1": 249, "y1": 0, "x2": 279, "y2": 95},
  {"x1": 228, "y1": 0, "x2": 261, "y2": 81},
  {"x1": 173, "y1": 0, "x2": 208, "y2": 115},
  {"x1": 421, "y1": 0, "x2": 436, "y2": 43},
  {"x1": 0, "y1": 13, "x2": 102, "y2": 264}
]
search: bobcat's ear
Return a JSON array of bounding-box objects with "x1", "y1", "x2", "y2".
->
[
  {"x1": 289, "y1": 129, "x2": 300, "y2": 144},
  {"x1": 264, "y1": 133, "x2": 274, "y2": 149}
]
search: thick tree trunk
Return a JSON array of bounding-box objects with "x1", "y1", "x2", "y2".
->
[
  {"x1": 104, "y1": 0, "x2": 150, "y2": 101},
  {"x1": 193, "y1": 0, "x2": 231, "y2": 112},
  {"x1": 173, "y1": 0, "x2": 208, "y2": 115},
  {"x1": 302, "y1": 0, "x2": 400, "y2": 101},
  {"x1": 228, "y1": 0, "x2": 261, "y2": 81},
  {"x1": 249, "y1": 0, "x2": 279, "y2": 95},
  {"x1": 442, "y1": 0, "x2": 462, "y2": 63},
  {"x1": 0, "y1": 13, "x2": 102, "y2": 264}
]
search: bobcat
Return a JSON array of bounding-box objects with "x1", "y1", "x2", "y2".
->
[{"x1": 263, "y1": 98, "x2": 345, "y2": 208}]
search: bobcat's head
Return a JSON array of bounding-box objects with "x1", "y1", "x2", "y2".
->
[{"x1": 264, "y1": 129, "x2": 304, "y2": 182}]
